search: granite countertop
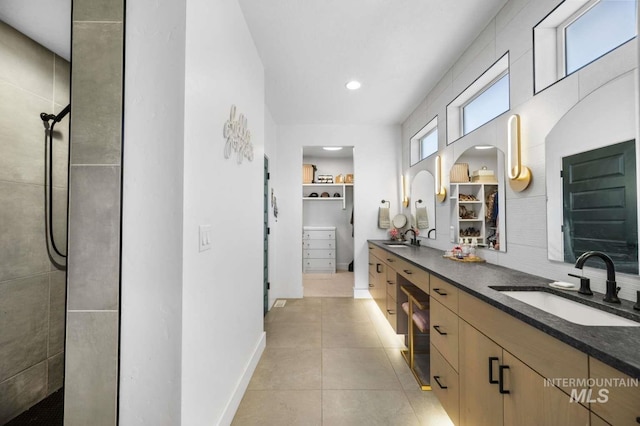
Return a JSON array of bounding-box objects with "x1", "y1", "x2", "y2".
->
[{"x1": 368, "y1": 240, "x2": 640, "y2": 379}]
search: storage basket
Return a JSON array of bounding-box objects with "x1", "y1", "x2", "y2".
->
[
  {"x1": 450, "y1": 163, "x2": 470, "y2": 183},
  {"x1": 303, "y1": 164, "x2": 316, "y2": 183}
]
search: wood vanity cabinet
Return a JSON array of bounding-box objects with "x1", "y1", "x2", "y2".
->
[
  {"x1": 589, "y1": 357, "x2": 640, "y2": 426},
  {"x1": 457, "y1": 290, "x2": 591, "y2": 426},
  {"x1": 368, "y1": 251, "x2": 386, "y2": 316}
]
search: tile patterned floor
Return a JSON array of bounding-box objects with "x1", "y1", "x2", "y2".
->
[
  {"x1": 232, "y1": 295, "x2": 453, "y2": 425},
  {"x1": 303, "y1": 271, "x2": 354, "y2": 298}
]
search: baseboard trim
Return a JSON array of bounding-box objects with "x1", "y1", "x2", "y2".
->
[
  {"x1": 218, "y1": 331, "x2": 266, "y2": 425},
  {"x1": 353, "y1": 288, "x2": 373, "y2": 299}
]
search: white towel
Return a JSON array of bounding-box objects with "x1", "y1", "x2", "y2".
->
[
  {"x1": 416, "y1": 207, "x2": 429, "y2": 229},
  {"x1": 378, "y1": 207, "x2": 390, "y2": 229}
]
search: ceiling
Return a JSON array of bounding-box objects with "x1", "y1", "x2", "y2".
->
[{"x1": 0, "y1": 0, "x2": 509, "y2": 126}]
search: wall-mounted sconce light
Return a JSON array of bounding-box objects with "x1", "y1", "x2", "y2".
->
[
  {"x1": 435, "y1": 155, "x2": 447, "y2": 203},
  {"x1": 507, "y1": 114, "x2": 532, "y2": 192},
  {"x1": 401, "y1": 175, "x2": 409, "y2": 208}
]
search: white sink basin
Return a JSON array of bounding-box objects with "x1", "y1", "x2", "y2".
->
[
  {"x1": 500, "y1": 290, "x2": 640, "y2": 327},
  {"x1": 385, "y1": 244, "x2": 409, "y2": 248}
]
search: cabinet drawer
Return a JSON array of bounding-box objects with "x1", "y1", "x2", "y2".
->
[
  {"x1": 386, "y1": 295, "x2": 398, "y2": 332},
  {"x1": 386, "y1": 268, "x2": 397, "y2": 299},
  {"x1": 458, "y1": 290, "x2": 588, "y2": 395},
  {"x1": 430, "y1": 298, "x2": 459, "y2": 371},
  {"x1": 303, "y1": 258, "x2": 334, "y2": 271},
  {"x1": 303, "y1": 239, "x2": 334, "y2": 249},
  {"x1": 396, "y1": 258, "x2": 430, "y2": 294},
  {"x1": 303, "y1": 230, "x2": 335, "y2": 240},
  {"x1": 431, "y1": 343, "x2": 460, "y2": 426},
  {"x1": 368, "y1": 244, "x2": 387, "y2": 261},
  {"x1": 429, "y1": 275, "x2": 458, "y2": 314},
  {"x1": 590, "y1": 357, "x2": 640, "y2": 426},
  {"x1": 303, "y1": 249, "x2": 334, "y2": 259}
]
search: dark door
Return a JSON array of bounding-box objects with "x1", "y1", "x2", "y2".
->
[
  {"x1": 263, "y1": 156, "x2": 270, "y2": 315},
  {"x1": 562, "y1": 140, "x2": 638, "y2": 274}
]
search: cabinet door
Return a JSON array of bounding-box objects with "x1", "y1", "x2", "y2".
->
[
  {"x1": 502, "y1": 351, "x2": 589, "y2": 426},
  {"x1": 459, "y1": 321, "x2": 503, "y2": 426}
]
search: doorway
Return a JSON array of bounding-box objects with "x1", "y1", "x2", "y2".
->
[{"x1": 302, "y1": 146, "x2": 355, "y2": 297}]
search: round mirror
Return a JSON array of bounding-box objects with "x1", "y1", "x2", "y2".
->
[{"x1": 392, "y1": 214, "x2": 407, "y2": 229}]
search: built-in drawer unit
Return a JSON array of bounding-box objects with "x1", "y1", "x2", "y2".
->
[
  {"x1": 303, "y1": 226, "x2": 336, "y2": 273},
  {"x1": 430, "y1": 298, "x2": 459, "y2": 372},
  {"x1": 430, "y1": 343, "x2": 460, "y2": 426},
  {"x1": 429, "y1": 275, "x2": 459, "y2": 313}
]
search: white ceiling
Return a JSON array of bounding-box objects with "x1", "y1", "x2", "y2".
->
[
  {"x1": 0, "y1": 0, "x2": 509, "y2": 126},
  {"x1": 0, "y1": 0, "x2": 71, "y2": 61}
]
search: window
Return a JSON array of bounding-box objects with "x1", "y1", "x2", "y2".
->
[
  {"x1": 462, "y1": 72, "x2": 509, "y2": 135},
  {"x1": 564, "y1": 0, "x2": 637, "y2": 74},
  {"x1": 447, "y1": 53, "x2": 510, "y2": 144},
  {"x1": 410, "y1": 117, "x2": 438, "y2": 166},
  {"x1": 534, "y1": 0, "x2": 637, "y2": 93}
]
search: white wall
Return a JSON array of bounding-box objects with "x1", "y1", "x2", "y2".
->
[
  {"x1": 273, "y1": 125, "x2": 400, "y2": 301},
  {"x1": 120, "y1": 0, "x2": 186, "y2": 423},
  {"x1": 181, "y1": 0, "x2": 266, "y2": 424},
  {"x1": 401, "y1": 0, "x2": 640, "y2": 301}
]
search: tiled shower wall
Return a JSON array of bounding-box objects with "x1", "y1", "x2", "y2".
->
[
  {"x1": 0, "y1": 21, "x2": 69, "y2": 423},
  {"x1": 64, "y1": 0, "x2": 124, "y2": 425}
]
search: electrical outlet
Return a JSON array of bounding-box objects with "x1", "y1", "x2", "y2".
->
[{"x1": 199, "y1": 225, "x2": 212, "y2": 252}]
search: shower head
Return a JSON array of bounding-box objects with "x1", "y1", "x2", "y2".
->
[
  {"x1": 40, "y1": 112, "x2": 57, "y2": 122},
  {"x1": 40, "y1": 104, "x2": 71, "y2": 126}
]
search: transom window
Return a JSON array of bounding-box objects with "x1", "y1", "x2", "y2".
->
[
  {"x1": 534, "y1": 0, "x2": 637, "y2": 93},
  {"x1": 410, "y1": 117, "x2": 438, "y2": 166},
  {"x1": 446, "y1": 53, "x2": 510, "y2": 144}
]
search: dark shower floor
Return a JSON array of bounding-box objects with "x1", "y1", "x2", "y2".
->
[{"x1": 4, "y1": 389, "x2": 63, "y2": 426}]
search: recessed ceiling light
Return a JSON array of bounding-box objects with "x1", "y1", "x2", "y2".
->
[
  {"x1": 475, "y1": 145, "x2": 495, "y2": 150},
  {"x1": 323, "y1": 147, "x2": 343, "y2": 151},
  {"x1": 345, "y1": 80, "x2": 361, "y2": 90}
]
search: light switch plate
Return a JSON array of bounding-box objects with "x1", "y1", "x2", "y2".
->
[{"x1": 199, "y1": 225, "x2": 212, "y2": 252}]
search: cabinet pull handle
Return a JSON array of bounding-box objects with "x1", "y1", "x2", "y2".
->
[
  {"x1": 387, "y1": 258, "x2": 395, "y2": 262},
  {"x1": 387, "y1": 280, "x2": 394, "y2": 285},
  {"x1": 368, "y1": 246, "x2": 373, "y2": 249},
  {"x1": 499, "y1": 365, "x2": 510, "y2": 394},
  {"x1": 369, "y1": 284, "x2": 374, "y2": 288},
  {"x1": 433, "y1": 288, "x2": 448, "y2": 296},
  {"x1": 636, "y1": 417, "x2": 640, "y2": 424},
  {"x1": 376, "y1": 263, "x2": 383, "y2": 273},
  {"x1": 369, "y1": 263, "x2": 373, "y2": 266},
  {"x1": 488, "y1": 357, "x2": 499, "y2": 384},
  {"x1": 403, "y1": 269, "x2": 413, "y2": 275},
  {"x1": 387, "y1": 309, "x2": 396, "y2": 315},
  {"x1": 433, "y1": 375, "x2": 448, "y2": 389},
  {"x1": 433, "y1": 325, "x2": 447, "y2": 335}
]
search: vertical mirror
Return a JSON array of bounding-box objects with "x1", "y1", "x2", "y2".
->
[
  {"x1": 449, "y1": 146, "x2": 506, "y2": 252},
  {"x1": 410, "y1": 170, "x2": 436, "y2": 239},
  {"x1": 302, "y1": 146, "x2": 355, "y2": 297}
]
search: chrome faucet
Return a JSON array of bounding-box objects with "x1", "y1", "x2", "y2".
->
[
  {"x1": 404, "y1": 229, "x2": 419, "y2": 246},
  {"x1": 427, "y1": 229, "x2": 436, "y2": 239},
  {"x1": 574, "y1": 251, "x2": 620, "y2": 304}
]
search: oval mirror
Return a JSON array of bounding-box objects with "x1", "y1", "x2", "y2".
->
[
  {"x1": 410, "y1": 170, "x2": 436, "y2": 239},
  {"x1": 449, "y1": 146, "x2": 506, "y2": 252}
]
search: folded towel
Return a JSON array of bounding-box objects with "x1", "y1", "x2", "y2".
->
[
  {"x1": 416, "y1": 206, "x2": 429, "y2": 229},
  {"x1": 379, "y1": 207, "x2": 390, "y2": 229}
]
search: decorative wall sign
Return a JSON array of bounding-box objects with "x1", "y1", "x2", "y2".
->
[{"x1": 223, "y1": 105, "x2": 254, "y2": 163}]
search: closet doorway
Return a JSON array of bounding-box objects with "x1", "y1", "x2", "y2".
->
[{"x1": 302, "y1": 146, "x2": 355, "y2": 297}]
